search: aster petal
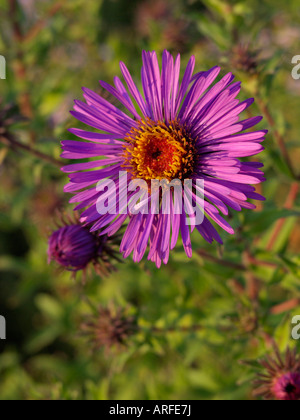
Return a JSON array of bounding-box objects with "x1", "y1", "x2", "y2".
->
[
  {"x1": 120, "y1": 213, "x2": 143, "y2": 253},
  {"x1": 196, "y1": 216, "x2": 223, "y2": 244},
  {"x1": 175, "y1": 55, "x2": 195, "y2": 114},
  {"x1": 141, "y1": 51, "x2": 163, "y2": 120},
  {"x1": 161, "y1": 50, "x2": 174, "y2": 123},
  {"x1": 204, "y1": 204, "x2": 235, "y2": 234},
  {"x1": 64, "y1": 180, "x2": 98, "y2": 193},
  {"x1": 101, "y1": 213, "x2": 128, "y2": 236},
  {"x1": 68, "y1": 128, "x2": 121, "y2": 142},
  {"x1": 170, "y1": 54, "x2": 181, "y2": 120},
  {"x1": 170, "y1": 194, "x2": 181, "y2": 249},
  {"x1": 61, "y1": 140, "x2": 123, "y2": 157},
  {"x1": 137, "y1": 212, "x2": 155, "y2": 254},
  {"x1": 67, "y1": 165, "x2": 121, "y2": 183},
  {"x1": 99, "y1": 80, "x2": 141, "y2": 119},
  {"x1": 119, "y1": 62, "x2": 151, "y2": 118},
  {"x1": 178, "y1": 66, "x2": 221, "y2": 120},
  {"x1": 148, "y1": 215, "x2": 163, "y2": 261},
  {"x1": 161, "y1": 213, "x2": 171, "y2": 253},
  {"x1": 73, "y1": 100, "x2": 130, "y2": 135},
  {"x1": 187, "y1": 72, "x2": 235, "y2": 125},
  {"x1": 82, "y1": 87, "x2": 136, "y2": 128},
  {"x1": 200, "y1": 98, "x2": 255, "y2": 137},
  {"x1": 62, "y1": 157, "x2": 122, "y2": 173},
  {"x1": 180, "y1": 212, "x2": 192, "y2": 258}
]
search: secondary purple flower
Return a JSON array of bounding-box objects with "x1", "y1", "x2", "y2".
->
[
  {"x1": 254, "y1": 347, "x2": 300, "y2": 400},
  {"x1": 48, "y1": 214, "x2": 121, "y2": 278},
  {"x1": 273, "y1": 372, "x2": 300, "y2": 401},
  {"x1": 61, "y1": 50, "x2": 266, "y2": 268},
  {"x1": 48, "y1": 224, "x2": 96, "y2": 270}
]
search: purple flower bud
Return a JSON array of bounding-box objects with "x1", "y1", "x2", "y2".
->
[
  {"x1": 253, "y1": 347, "x2": 300, "y2": 400},
  {"x1": 48, "y1": 225, "x2": 97, "y2": 271},
  {"x1": 47, "y1": 214, "x2": 122, "y2": 279},
  {"x1": 272, "y1": 372, "x2": 300, "y2": 401}
]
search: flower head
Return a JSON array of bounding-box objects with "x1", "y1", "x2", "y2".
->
[
  {"x1": 254, "y1": 347, "x2": 300, "y2": 400},
  {"x1": 48, "y1": 213, "x2": 121, "y2": 279},
  {"x1": 62, "y1": 50, "x2": 266, "y2": 267},
  {"x1": 81, "y1": 305, "x2": 137, "y2": 353},
  {"x1": 273, "y1": 372, "x2": 300, "y2": 400}
]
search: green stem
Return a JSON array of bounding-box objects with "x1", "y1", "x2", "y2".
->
[{"x1": 0, "y1": 134, "x2": 63, "y2": 167}]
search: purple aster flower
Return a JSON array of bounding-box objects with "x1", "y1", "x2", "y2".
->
[
  {"x1": 254, "y1": 347, "x2": 300, "y2": 400},
  {"x1": 48, "y1": 213, "x2": 121, "y2": 279},
  {"x1": 61, "y1": 50, "x2": 266, "y2": 268}
]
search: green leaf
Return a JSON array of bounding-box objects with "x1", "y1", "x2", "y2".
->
[
  {"x1": 268, "y1": 149, "x2": 294, "y2": 178},
  {"x1": 244, "y1": 209, "x2": 300, "y2": 234}
]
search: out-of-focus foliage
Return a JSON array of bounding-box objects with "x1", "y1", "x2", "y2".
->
[{"x1": 0, "y1": 0, "x2": 300, "y2": 400}]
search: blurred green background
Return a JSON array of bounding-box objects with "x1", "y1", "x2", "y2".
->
[{"x1": 0, "y1": 0, "x2": 300, "y2": 400}]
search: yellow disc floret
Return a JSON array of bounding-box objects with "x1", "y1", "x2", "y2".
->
[{"x1": 123, "y1": 119, "x2": 196, "y2": 182}]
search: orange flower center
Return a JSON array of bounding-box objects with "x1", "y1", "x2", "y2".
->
[{"x1": 123, "y1": 119, "x2": 196, "y2": 181}]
